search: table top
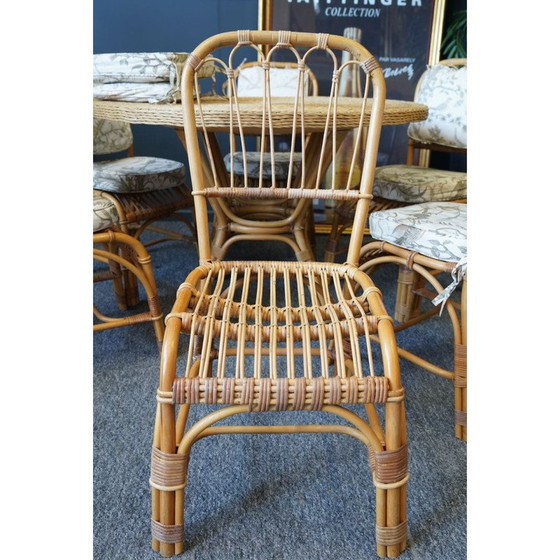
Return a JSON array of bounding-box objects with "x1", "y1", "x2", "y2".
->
[{"x1": 94, "y1": 96, "x2": 428, "y2": 133}]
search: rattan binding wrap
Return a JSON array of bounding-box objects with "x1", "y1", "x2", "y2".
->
[
  {"x1": 376, "y1": 520, "x2": 408, "y2": 547},
  {"x1": 151, "y1": 519, "x2": 184, "y2": 545},
  {"x1": 455, "y1": 410, "x2": 467, "y2": 427},
  {"x1": 171, "y1": 375, "x2": 390, "y2": 410},
  {"x1": 150, "y1": 447, "x2": 189, "y2": 491},
  {"x1": 371, "y1": 443, "x2": 409, "y2": 486},
  {"x1": 454, "y1": 343, "x2": 467, "y2": 388}
]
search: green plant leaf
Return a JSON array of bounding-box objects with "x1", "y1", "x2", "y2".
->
[{"x1": 441, "y1": 10, "x2": 467, "y2": 59}]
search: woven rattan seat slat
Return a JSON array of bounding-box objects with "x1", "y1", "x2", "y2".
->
[
  {"x1": 173, "y1": 303, "x2": 380, "y2": 341},
  {"x1": 180, "y1": 286, "x2": 372, "y2": 324}
]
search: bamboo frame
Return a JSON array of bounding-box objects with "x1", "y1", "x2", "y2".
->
[
  {"x1": 93, "y1": 230, "x2": 164, "y2": 347},
  {"x1": 150, "y1": 30, "x2": 408, "y2": 558},
  {"x1": 359, "y1": 240, "x2": 467, "y2": 441}
]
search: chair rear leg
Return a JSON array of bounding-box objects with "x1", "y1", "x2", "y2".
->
[
  {"x1": 324, "y1": 207, "x2": 351, "y2": 262},
  {"x1": 394, "y1": 265, "x2": 422, "y2": 323}
]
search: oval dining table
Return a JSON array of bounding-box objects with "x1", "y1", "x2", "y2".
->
[{"x1": 93, "y1": 96, "x2": 428, "y2": 253}]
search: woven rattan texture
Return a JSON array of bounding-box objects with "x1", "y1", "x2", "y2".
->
[{"x1": 94, "y1": 98, "x2": 428, "y2": 129}]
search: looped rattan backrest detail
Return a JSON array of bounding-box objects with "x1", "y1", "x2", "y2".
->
[{"x1": 181, "y1": 30, "x2": 386, "y2": 265}]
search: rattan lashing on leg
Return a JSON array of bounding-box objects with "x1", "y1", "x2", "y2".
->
[
  {"x1": 454, "y1": 342, "x2": 467, "y2": 439},
  {"x1": 149, "y1": 448, "x2": 189, "y2": 547}
]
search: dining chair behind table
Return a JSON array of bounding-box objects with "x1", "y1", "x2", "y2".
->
[
  {"x1": 354, "y1": 60, "x2": 468, "y2": 441},
  {"x1": 93, "y1": 118, "x2": 196, "y2": 306},
  {"x1": 325, "y1": 58, "x2": 467, "y2": 263},
  {"x1": 93, "y1": 118, "x2": 196, "y2": 247},
  {"x1": 93, "y1": 190, "x2": 164, "y2": 347},
  {"x1": 216, "y1": 59, "x2": 319, "y2": 261},
  {"x1": 150, "y1": 30, "x2": 409, "y2": 558},
  {"x1": 359, "y1": 201, "x2": 467, "y2": 440}
]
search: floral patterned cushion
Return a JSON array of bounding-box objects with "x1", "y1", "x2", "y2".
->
[
  {"x1": 94, "y1": 52, "x2": 196, "y2": 84},
  {"x1": 374, "y1": 164, "x2": 467, "y2": 203},
  {"x1": 237, "y1": 66, "x2": 310, "y2": 97},
  {"x1": 369, "y1": 201, "x2": 466, "y2": 263},
  {"x1": 93, "y1": 82, "x2": 182, "y2": 104},
  {"x1": 93, "y1": 52, "x2": 215, "y2": 103},
  {"x1": 369, "y1": 201, "x2": 467, "y2": 306},
  {"x1": 224, "y1": 151, "x2": 302, "y2": 180},
  {"x1": 93, "y1": 156, "x2": 186, "y2": 193},
  {"x1": 407, "y1": 63, "x2": 467, "y2": 149},
  {"x1": 93, "y1": 118, "x2": 133, "y2": 155},
  {"x1": 93, "y1": 191, "x2": 119, "y2": 232}
]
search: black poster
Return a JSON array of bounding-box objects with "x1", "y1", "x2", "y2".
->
[{"x1": 266, "y1": 0, "x2": 442, "y2": 165}]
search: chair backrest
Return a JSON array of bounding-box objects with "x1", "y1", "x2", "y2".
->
[
  {"x1": 236, "y1": 60, "x2": 319, "y2": 97},
  {"x1": 182, "y1": 30, "x2": 386, "y2": 265},
  {"x1": 93, "y1": 118, "x2": 134, "y2": 156},
  {"x1": 407, "y1": 58, "x2": 467, "y2": 150}
]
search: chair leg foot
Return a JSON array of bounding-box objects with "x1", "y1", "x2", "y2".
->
[
  {"x1": 371, "y1": 401, "x2": 408, "y2": 558},
  {"x1": 150, "y1": 444, "x2": 189, "y2": 557}
]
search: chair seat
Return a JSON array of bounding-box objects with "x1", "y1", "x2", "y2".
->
[
  {"x1": 224, "y1": 151, "x2": 302, "y2": 181},
  {"x1": 93, "y1": 156, "x2": 186, "y2": 193},
  {"x1": 369, "y1": 201, "x2": 466, "y2": 263},
  {"x1": 374, "y1": 165, "x2": 467, "y2": 203},
  {"x1": 166, "y1": 260, "x2": 391, "y2": 410},
  {"x1": 93, "y1": 191, "x2": 119, "y2": 232}
]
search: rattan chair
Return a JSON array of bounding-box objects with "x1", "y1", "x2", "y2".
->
[
  {"x1": 93, "y1": 191, "x2": 164, "y2": 346},
  {"x1": 360, "y1": 201, "x2": 467, "y2": 440},
  {"x1": 94, "y1": 118, "x2": 196, "y2": 306},
  {"x1": 94, "y1": 118, "x2": 196, "y2": 247},
  {"x1": 325, "y1": 59, "x2": 467, "y2": 262},
  {"x1": 212, "y1": 60, "x2": 319, "y2": 261},
  {"x1": 150, "y1": 30, "x2": 408, "y2": 558}
]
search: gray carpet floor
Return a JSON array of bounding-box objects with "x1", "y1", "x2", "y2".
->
[{"x1": 93, "y1": 222, "x2": 466, "y2": 560}]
